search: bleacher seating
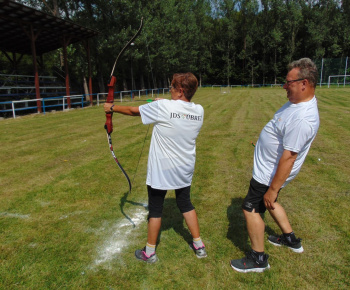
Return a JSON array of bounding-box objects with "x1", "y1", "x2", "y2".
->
[
  {"x1": 0, "y1": 74, "x2": 66, "y2": 96},
  {"x1": 0, "y1": 73, "x2": 81, "y2": 117}
]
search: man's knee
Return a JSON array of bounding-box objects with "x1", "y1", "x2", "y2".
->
[
  {"x1": 243, "y1": 208, "x2": 261, "y2": 220},
  {"x1": 243, "y1": 208, "x2": 251, "y2": 217}
]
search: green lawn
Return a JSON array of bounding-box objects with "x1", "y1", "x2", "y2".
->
[{"x1": 0, "y1": 87, "x2": 349, "y2": 289}]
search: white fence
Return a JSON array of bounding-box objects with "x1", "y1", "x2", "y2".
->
[
  {"x1": 210, "y1": 84, "x2": 283, "y2": 89},
  {"x1": 9, "y1": 95, "x2": 86, "y2": 118},
  {"x1": 96, "y1": 88, "x2": 170, "y2": 106},
  {"x1": 1, "y1": 88, "x2": 170, "y2": 118}
]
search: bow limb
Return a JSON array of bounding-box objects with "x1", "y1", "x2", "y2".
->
[
  {"x1": 109, "y1": 17, "x2": 144, "y2": 79},
  {"x1": 106, "y1": 131, "x2": 132, "y2": 193},
  {"x1": 104, "y1": 17, "x2": 144, "y2": 193},
  {"x1": 105, "y1": 17, "x2": 144, "y2": 133}
]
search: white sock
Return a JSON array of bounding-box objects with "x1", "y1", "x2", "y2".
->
[
  {"x1": 193, "y1": 237, "x2": 204, "y2": 248},
  {"x1": 145, "y1": 243, "x2": 156, "y2": 256}
]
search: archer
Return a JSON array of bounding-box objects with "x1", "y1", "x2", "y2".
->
[{"x1": 104, "y1": 73, "x2": 207, "y2": 263}]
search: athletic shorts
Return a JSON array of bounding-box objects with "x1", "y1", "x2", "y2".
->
[
  {"x1": 242, "y1": 178, "x2": 280, "y2": 213},
  {"x1": 147, "y1": 185, "x2": 195, "y2": 218}
]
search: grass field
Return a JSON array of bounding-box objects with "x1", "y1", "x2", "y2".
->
[{"x1": 0, "y1": 87, "x2": 349, "y2": 289}]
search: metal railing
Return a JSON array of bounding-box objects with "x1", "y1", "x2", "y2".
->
[{"x1": 1, "y1": 87, "x2": 171, "y2": 118}]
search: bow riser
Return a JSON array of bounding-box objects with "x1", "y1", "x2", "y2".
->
[{"x1": 104, "y1": 76, "x2": 117, "y2": 134}]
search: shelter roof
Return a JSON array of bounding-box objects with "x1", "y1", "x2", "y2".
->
[{"x1": 0, "y1": 0, "x2": 98, "y2": 55}]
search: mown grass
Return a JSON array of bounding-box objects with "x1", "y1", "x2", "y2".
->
[{"x1": 0, "y1": 87, "x2": 349, "y2": 289}]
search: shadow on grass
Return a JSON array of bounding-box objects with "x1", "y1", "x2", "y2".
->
[
  {"x1": 120, "y1": 190, "x2": 148, "y2": 228},
  {"x1": 265, "y1": 223, "x2": 280, "y2": 238},
  {"x1": 226, "y1": 197, "x2": 280, "y2": 253},
  {"x1": 158, "y1": 198, "x2": 193, "y2": 245},
  {"x1": 226, "y1": 198, "x2": 250, "y2": 253},
  {"x1": 119, "y1": 193, "x2": 192, "y2": 245}
]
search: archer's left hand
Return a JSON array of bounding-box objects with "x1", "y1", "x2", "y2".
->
[{"x1": 104, "y1": 103, "x2": 114, "y2": 113}]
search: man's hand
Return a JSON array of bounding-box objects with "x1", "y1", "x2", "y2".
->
[
  {"x1": 263, "y1": 149, "x2": 298, "y2": 210},
  {"x1": 264, "y1": 188, "x2": 278, "y2": 210}
]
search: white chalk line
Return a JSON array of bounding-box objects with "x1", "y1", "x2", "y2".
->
[
  {"x1": 0, "y1": 212, "x2": 30, "y2": 219},
  {"x1": 89, "y1": 205, "x2": 148, "y2": 269},
  {"x1": 0, "y1": 206, "x2": 148, "y2": 270}
]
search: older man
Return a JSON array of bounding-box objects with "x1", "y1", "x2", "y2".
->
[{"x1": 230, "y1": 58, "x2": 320, "y2": 273}]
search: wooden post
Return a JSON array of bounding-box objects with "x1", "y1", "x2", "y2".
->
[
  {"x1": 87, "y1": 41, "x2": 93, "y2": 105},
  {"x1": 83, "y1": 39, "x2": 93, "y2": 105},
  {"x1": 62, "y1": 36, "x2": 71, "y2": 108},
  {"x1": 28, "y1": 24, "x2": 42, "y2": 113}
]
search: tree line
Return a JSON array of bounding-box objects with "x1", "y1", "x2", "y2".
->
[{"x1": 11, "y1": 0, "x2": 350, "y2": 92}]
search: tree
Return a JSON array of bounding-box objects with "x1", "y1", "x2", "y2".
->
[{"x1": 12, "y1": 0, "x2": 350, "y2": 88}]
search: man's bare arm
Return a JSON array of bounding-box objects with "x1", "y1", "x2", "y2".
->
[{"x1": 264, "y1": 150, "x2": 298, "y2": 210}]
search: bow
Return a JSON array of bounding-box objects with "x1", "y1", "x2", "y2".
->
[{"x1": 105, "y1": 17, "x2": 144, "y2": 193}]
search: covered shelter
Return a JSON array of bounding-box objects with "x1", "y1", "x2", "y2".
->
[{"x1": 0, "y1": 0, "x2": 98, "y2": 112}]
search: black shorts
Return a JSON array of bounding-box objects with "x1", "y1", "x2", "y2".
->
[
  {"x1": 242, "y1": 178, "x2": 280, "y2": 213},
  {"x1": 147, "y1": 185, "x2": 195, "y2": 218}
]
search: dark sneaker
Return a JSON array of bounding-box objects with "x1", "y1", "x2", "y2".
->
[
  {"x1": 268, "y1": 234, "x2": 304, "y2": 253},
  {"x1": 189, "y1": 242, "x2": 207, "y2": 258},
  {"x1": 230, "y1": 251, "x2": 270, "y2": 273},
  {"x1": 135, "y1": 247, "x2": 159, "y2": 263}
]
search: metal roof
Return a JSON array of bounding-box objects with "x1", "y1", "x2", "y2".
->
[{"x1": 0, "y1": 0, "x2": 98, "y2": 55}]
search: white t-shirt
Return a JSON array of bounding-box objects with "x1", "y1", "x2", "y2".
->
[
  {"x1": 253, "y1": 96, "x2": 319, "y2": 187},
  {"x1": 139, "y1": 99, "x2": 204, "y2": 190}
]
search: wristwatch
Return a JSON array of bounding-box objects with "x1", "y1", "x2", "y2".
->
[{"x1": 110, "y1": 105, "x2": 115, "y2": 112}]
